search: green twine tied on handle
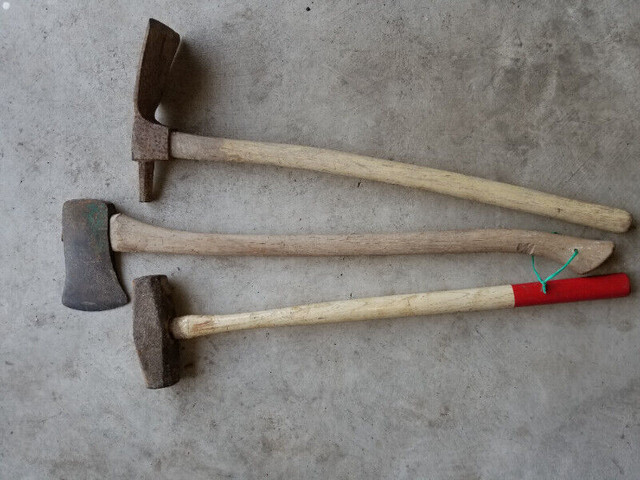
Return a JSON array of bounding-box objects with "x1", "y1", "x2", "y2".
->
[{"x1": 531, "y1": 249, "x2": 579, "y2": 294}]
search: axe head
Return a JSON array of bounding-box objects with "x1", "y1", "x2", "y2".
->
[
  {"x1": 133, "y1": 275, "x2": 181, "y2": 389},
  {"x1": 62, "y1": 199, "x2": 128, "y2": 311}
]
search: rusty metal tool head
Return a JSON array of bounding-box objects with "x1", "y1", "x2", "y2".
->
[
  {"x1": 133, "y1": 275, "x2": 180, "y2": 388},
  {"x1": 62, "y1": 200, "x2": 128, "y2": 311},
  {"x1": 132, "y1": 273, "x2": 630, "y2": 389},
  {"x1": 132, "y1": 19, "x2": 180, "y2": 202},
  {"x1": 62, "y1": 200, "x2": 616, "y2": 311}
]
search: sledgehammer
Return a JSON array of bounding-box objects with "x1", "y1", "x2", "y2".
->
[
  {"x1": 62, "y1": 199, "x2": 615, "y2": 311},
  {"x1": 133, "y1": 273, "x2": 630, "y2": 388},
  {"x1": 132, "y1": 19, "x2": 631, "y2": 232}
]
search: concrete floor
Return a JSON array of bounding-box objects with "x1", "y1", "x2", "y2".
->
[{"x1": 1, "y1": 1, "x2": 639, "y2": 478}]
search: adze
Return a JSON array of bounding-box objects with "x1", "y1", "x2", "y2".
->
[
  {"x1": 61, "y1": 199, "x2": 614, "y2": 311},
  {"x1": 133, "y1": 273, "x2": 630, "y2": 388},
  {"x1": 132, "y1": 19, "x2": 632, "y2": 232}
]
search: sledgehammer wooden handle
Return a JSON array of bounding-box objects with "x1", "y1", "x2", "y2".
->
[
  {"x1": 109, "y1": 214, "x2": 614, "y2": 274},
  {"x1": 171, "y1": 273, "x2": 630, "y2": 339},
  {"x1": 171, "y1": 133, "x2": 632, "y2": 233}
]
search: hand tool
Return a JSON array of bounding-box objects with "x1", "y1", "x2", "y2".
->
[
  {"x1": 61, "y1": 199, "x2": 615, "y2": 311},
  {"x1": 132, "y1": 273, "x2": 630, "y2": 388},
  {"x1": 132, "y1": 19, "x2": 632, "y2": 232}
]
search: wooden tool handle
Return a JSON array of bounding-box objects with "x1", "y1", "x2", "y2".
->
[
  {"x1": 109, "y1": 214, "x2": 613, "y2": 274},
  {"x1": 170, "y1": 133, "x2": 632, "y2": 233},
  {"x1": 171, "y1": 273, "x2": 630, "y2": 339}
]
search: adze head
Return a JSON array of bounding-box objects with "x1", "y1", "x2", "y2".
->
[
  {"x1": 62, "y1": 199, "x2": 128, "y2": 311},
  {"x1": 133, "y1": 275, "x2": 181, "y2": 388},
  {"x1": 132, "y1": 19, "x2": 181, "y2": 202}
]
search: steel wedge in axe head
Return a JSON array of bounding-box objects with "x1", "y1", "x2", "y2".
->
[
  {"x1": 61, "y1": 199, "x2": 616, "y2": 311},
  {"x1": 131, "y1": 19, "x2": 632, "y2": 232},
  {"x1": 133, "y1": 273, "x2": 630, "y2": 388}
]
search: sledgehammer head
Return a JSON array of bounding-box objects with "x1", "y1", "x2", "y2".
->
[
  {"x1": 62, "y1": 200, "x2": 128, "y2": 311},
  {"x1": 133, "y1": 275, "x2": 181, "y2": 389}
]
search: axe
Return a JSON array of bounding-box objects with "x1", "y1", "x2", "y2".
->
[
  {"x1": 61, "y1": 199, "x2": 614, "y2": 311},
  {"x1": 132, "y1": 19, "x2": 632, "y2": 232}
]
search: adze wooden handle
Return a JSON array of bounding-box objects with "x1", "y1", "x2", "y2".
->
[
  {"x1": 170, "y1": 133, "x2": 632, "y2": 233},
  {"x1": 109, "y1": 213, "x2": 614, "y2": 274},
  {"x1": 170, "y1": 273, "x2": 630, "y2": 339}
]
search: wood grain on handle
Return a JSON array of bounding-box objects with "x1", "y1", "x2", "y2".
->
[
  {"x1": 170, "y1": 273, "x2": 630, "y2": 339},
  {"x1": 109, "y1": 213, "x2": 613, "y2": 274},
  {"x1": 170, "y1": 133, "x2": 632, "y2": 233},
  {"x1": 171, "y1": 285, "x2": 515, "y2": 339}
]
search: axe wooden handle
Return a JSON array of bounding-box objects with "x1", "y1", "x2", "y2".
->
[
  {"x1": 170, "y1": 133, "x2": 632, "y2": 233},
  {"x1": 170, "y1": 273, "x2": 630, "y2": 339},
  {"x1": 109, "y1": 214, "x2": 613, "y2": 274}
]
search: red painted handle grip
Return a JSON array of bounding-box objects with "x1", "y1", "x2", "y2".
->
[{"x1": 512, "y1": 273, "x2": 630, "y2": 307}]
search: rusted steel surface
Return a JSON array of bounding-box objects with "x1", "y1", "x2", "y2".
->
[
  {"x1": 61, "y1": 200, "x2": 127, "y2": 311},
  {"x1": 133, "y1": 275, "x2": 181, "y2": 389}
]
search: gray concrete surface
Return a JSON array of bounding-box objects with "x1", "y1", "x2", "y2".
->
[{"x1": 1, "y1": 0, "x2": 639, "y2": 478}]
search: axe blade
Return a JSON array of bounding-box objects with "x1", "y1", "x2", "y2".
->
[{"x1": 62, "y1": 199, "x2": 128, "y2": 311}]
